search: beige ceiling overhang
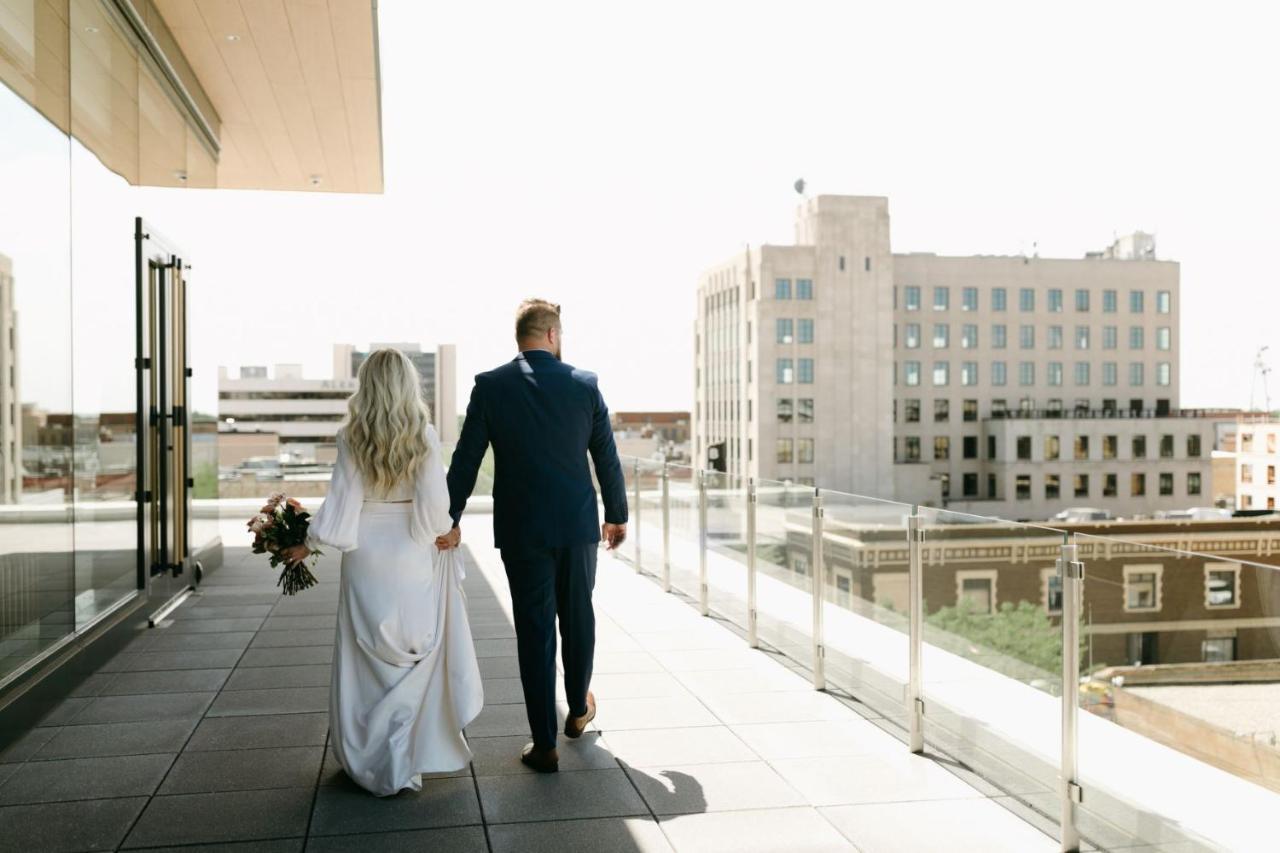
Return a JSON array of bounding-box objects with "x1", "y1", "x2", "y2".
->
[
  {"x1": 0, "y1": 0, "x2": 383, "y2": 193},
  {"x1": 153, "y1": 0, "x2": 383, "y2": 193}
]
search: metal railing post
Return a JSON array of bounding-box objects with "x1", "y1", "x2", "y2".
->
[
  {"x1": 697, "y1": 469, "x2": 709, "y2": 616},
  {"x1": 1058, "y1": 537, "x2": 1084, "y2": 853},
  {"x1": 661, "y1": 463, "x2": 671, "y2": 593},
  {"x1": 907, "y1": 510, "x2": 925, "y2": 753},
  {"x1": 632, "y1": 458, "x2": 642, "y2": 574},
  {"x1": 746, "y1": 478, "x2": 758, "y2": 648},
  {"x1": 811, "y1": 489, "x2": 826, "y2": 690}
]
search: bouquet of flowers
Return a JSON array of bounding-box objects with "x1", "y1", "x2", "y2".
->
[{"x1": 248, "y1": 493, "x2": 321, "y2": 595}]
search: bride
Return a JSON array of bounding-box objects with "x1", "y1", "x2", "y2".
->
[{"x1": 283, "y1": 348, "x2": 483, "y2": 796}]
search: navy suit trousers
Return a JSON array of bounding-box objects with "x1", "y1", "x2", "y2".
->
[{"x1": 499, "y1": 543, "x2": 598, "y2": 749}]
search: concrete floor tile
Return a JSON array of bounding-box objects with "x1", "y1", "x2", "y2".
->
[
  {"x1": 478, "y1": 767, "x2": 648, "y2": 823},
  {"x1": 625, "y1": 760, "x2": 805, "y2": 815},
  {"x1": 821, "y1": 798, "x2": 1058, "y2": 852},
  {"x1": 657, "y1": 806, "x2": 855, "y2": 853}
]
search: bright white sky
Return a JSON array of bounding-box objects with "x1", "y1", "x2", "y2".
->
[{"x1": 14, "y1": 0, "x2": 1280, "y2": 417}]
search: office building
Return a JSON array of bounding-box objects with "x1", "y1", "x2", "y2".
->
[{"x1": 695, "y1": 195, "x2": 1217, "y2": 518}]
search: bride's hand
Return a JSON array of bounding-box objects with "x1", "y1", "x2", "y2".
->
[
  {"x1": 435, "y1": 526, "x2": 461, "y2": 551},
  {"x1": 280, "y1": 544, "x2": 310, "y2": 565}
]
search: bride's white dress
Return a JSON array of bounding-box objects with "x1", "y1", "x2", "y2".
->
[{"x1": 306, "y1": 425, "x2": 483, "y2": 796}]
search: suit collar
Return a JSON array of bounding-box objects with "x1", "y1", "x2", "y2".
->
[{"x1": 517, "y1": 349, "x2": 557, "y2": 362}]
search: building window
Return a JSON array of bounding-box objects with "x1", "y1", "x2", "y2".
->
[
  {"x1": 1045, "y1": 435, "x2": 1061, "y2": 460},
  {"x1": 796, "y1": 278, "x2": 813, "y2": 300},
  {"x1": 904, "y1": 436, "x2": 921, "y2": 461},
  {"x1": 777, "y1": 399, "x2": 793, "y2": 423},
  {"x1": 904, "y1": 361, "x2": 921, "y2": 386},
  {"x1": 1156, "y1": 327, "x2": 1170, "y2": 350},
  {"x1": 1075, "y1": 436, "x2": 1089, "y2": 460},
  {"x1": 1075, "y1": 362, "x2": 1090, "y2": 386},
  {"x1": 987, "y1": 434, "x2": 997, "y2": 459},
  {"x1": 957, "y1": 571, "x2": 998, "y2": 614},
  {"x1": 992, "y1": 324, "x2": 1007, "y2": 349},
  {"x1": 1241, "y1": 432, "x2": 1254, "y2": 452},
  {"x1": 1103, "y1": 473, "x2": 1118, "y2": 497},
  {"x1": 1131, "y1": 472, "x2": 1146, "y2": 496},
  {"x1": 934, "y1": 287, "x2": 950, "y2": 311},
  {"x1": 1019, "y1": 362, "x2": 1035, "y2": 386},
  {"x1": 1075, "y1": 326, "x2": 1090, "y2": 350},
  {"x1": 962, "y1": 287, "x2": 978, "y2": 311},
  {"x1": 776, "y1": 318, "x2": 794, "y2": 343},
  {"x1": 1016, "y1": 436, "x2": 1032, "y2": 461},
  {"x1": 1124, "y1": 565, "x2": 1162, "y2": 612},
  {"x1": 777, "y1": 359, "x2": 794, "y2": 384},
  {"x1": 1103, "y1": 326, "x2": 1118, "y2": 349},
  {"x1": 988, "y1": 473, "x2": 998, "y2": 498},
  {"x1": 1048, "y1": 362, "x2": 1063, "y2": 386},
  {"x1": 797, "y1": 358, "x2": 814, "y2": 384},
  {"x1": 776, "y1": 438, "x2": 793, "y2": 464},
  {"x1": 963, "y1": 436, "x2": 978, "y2": 459},
  {"x1": 1129, "y1": 363, "x2": 1144, "y2": 386},
  {"x1": 1075, "y1": 289, "x2": 1090, "y2": 312},
  {"x1": 991, "y1": 361, "x2": 1007, "y2": 386},
  {"x1": 961, "y1": 324, "x2": 978, "y2": 349},
  {"x1": 1043, "y1": 569, "x2": 1064, "y2": 614},
  {"x1": 905, "y1": 323, "x2": 921, "y2": 349},
  {"x1": 798, "y1": 398, "x2": 814, "y2": 423},
  {"x1": 1045, "y1": 474, "x2": 1061, "y2": 499},
  {"x1": 934, "y1": 399, "x2": 950, "y2": 422},
  {"x1": 961, "y1": 362, "x2": 978, "y2": 386},
  {"x1": 1048, "y1": 326, "x2": 1063, "y2": 349},
  {"x1": 1187, "y1": 434, "x2": 1202, "y2": 457},
  {"x1": 963, "y1": 472, "x2": 978, "y2": 496},
  {"x1": 933, "y1": 324, "x2": 950, "y2": 348},
  {"x1": 1074, "y1": 473, "x2": 1089, "y2": 498},
  {"x1": 1103, "y1": 289, "x2": 1118, "y2": 313},
  {"x1": 905, "y1": 286, "x2": 921, "y2": 311},
  {"x1": 1132, "y1": 435, "x2": 1147, "y2": 459},
  {"x1": 1158, "y1": 434, "x2": 1174, "y2": 458},
  {"x1": 1188, "y1": 472, "x2": 1202, "y2": 496},
  {"x1": 1202, "y1": 637, "x2": 1236, "y2": 663},
  {"x1": 798, "y1": 318, "x2": 814, "y2": 344},
  {"x1": 1130, "y1": 290, "x2": 1145, "y2": 313},
  {"x1": 1159, "y1": 472, "x2": 1174, "y2": 495},
  {"x1": 992, "y1": 288, "x2": 1007, "y2": 311},
  {"x1": 904, "y1": 399, "x2": 920, "y2": 423},
  {"x1": 1016, "y1": 474, "x2": 1032, "y2": 499},
  {"x1": 776, "y1": 278, "x2": 792, "y2": 299},
  {"x1": 1020, "y1": 325, "x2": 1035, "y2": 349},
  {"x1": 933, "y1": 362, "x2": 950, "y2": 386},
  {"x1": 934, "y1": 436, "x2": 950, "y2": 461},
  {"x1": 1019, "y1": 288, "x2": 1035, "y2": 312},
  {"x1": 1129, "y1": 326, "x2": 1144, "y2": 350},
  {"x1": 1242, "y1": 463, "x2": 1253, "y2": 484},
  {"x1": 1156, "y1": 362, "x2": 1171, "y2": 386},
  {"x1": 1048, "y1": 289, "x2": 1063, "y2": 312},
  {"x1": 1156, "y1": 290, "x2": 1171, "y2": 314},
  {"x1": 797, "y1": 438, "x2": 814, "y2": 464},
  {"x1": 1270, "y1": 465, "x2": 1277, "y2": 485},
  {"x1": 1205, "y1": 564, "x2": 1241, "y2": 609},
  {"x1": 1103, "y1": 362, "x2": 1118, "y2": 386}
]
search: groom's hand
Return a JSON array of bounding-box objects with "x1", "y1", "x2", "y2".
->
[
  {"x1": 602, "y1": 523, "x2": 627, "y2": 550},
  {"x1": 435, "y1": 526, "x2": 461, "y2": 551}
]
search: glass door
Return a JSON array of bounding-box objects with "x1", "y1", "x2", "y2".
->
[{"x1": 136, "y1": 218, "x2": 197, "y2": 623}]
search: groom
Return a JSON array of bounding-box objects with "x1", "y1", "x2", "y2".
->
[{"x1": 445, "y1": 298, "x2": 628, "y2": 772}]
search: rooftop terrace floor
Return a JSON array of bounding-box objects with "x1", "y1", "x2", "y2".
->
[{"x1": 0, "y1": 526, "x2": 1060, "y2": 852}]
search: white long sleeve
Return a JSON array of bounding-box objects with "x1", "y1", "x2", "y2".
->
[
  {"x1": 306, "y1": 431, "x2": 365, "y2": 552},
  {"x1": 409, "y1": 425, "x2": 455, "y2": 547}
]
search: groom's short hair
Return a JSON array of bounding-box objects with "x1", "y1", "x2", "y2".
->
[{"x1": 515, "y1": 299, "x2": 561, "y2": 342}]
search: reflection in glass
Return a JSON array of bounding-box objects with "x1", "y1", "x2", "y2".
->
[{"x1": 0, "y1": 82, "x2": 74, "y2": 683}]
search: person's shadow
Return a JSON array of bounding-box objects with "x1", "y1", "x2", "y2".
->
[{"x1": 620, "y1": 765, "x2": 709, "y2": 819}]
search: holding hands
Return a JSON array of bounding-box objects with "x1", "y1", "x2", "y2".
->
[{"x1": 435, "y1": 526, "x2": 462, "y2": 552}]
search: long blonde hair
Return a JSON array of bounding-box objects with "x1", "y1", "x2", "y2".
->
[{"x1": 343, "y1": 348, "x2": 431, "y2": 494}]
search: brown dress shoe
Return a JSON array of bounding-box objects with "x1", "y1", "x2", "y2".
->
[
  {"x1": 520, "y1": 742, "x2": 559, "y2": 773},
  {"x1": 564, "y1": 691, "x2": 596, "y2": 739}
]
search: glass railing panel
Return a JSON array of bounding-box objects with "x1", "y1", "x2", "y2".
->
[
  {"x1": 1071, "y1": 531, "x2": 1280, "y2": 851},
  {"x1": 629, "y1": 458, "x2": 665, "y2": 580},
  {"x1": 749, "y1": 477, "x2": 812, "y2": 666},
  {"x1": 702, "y1": 470, "x2": 748, "y2": 627},
  {"x1": 811, "y1": 488, "x2": 914, "y2": 722},
  {"x1": 664, "y1": 463, "x2": 700, "y2": 599},
  {"x1": 916, "y1": 507, "x2": 1067, "y2": 805}
]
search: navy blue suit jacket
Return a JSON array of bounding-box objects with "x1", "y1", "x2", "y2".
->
[{"x1": 446, "y1": 349, "x2": 629, "y2": 549}]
